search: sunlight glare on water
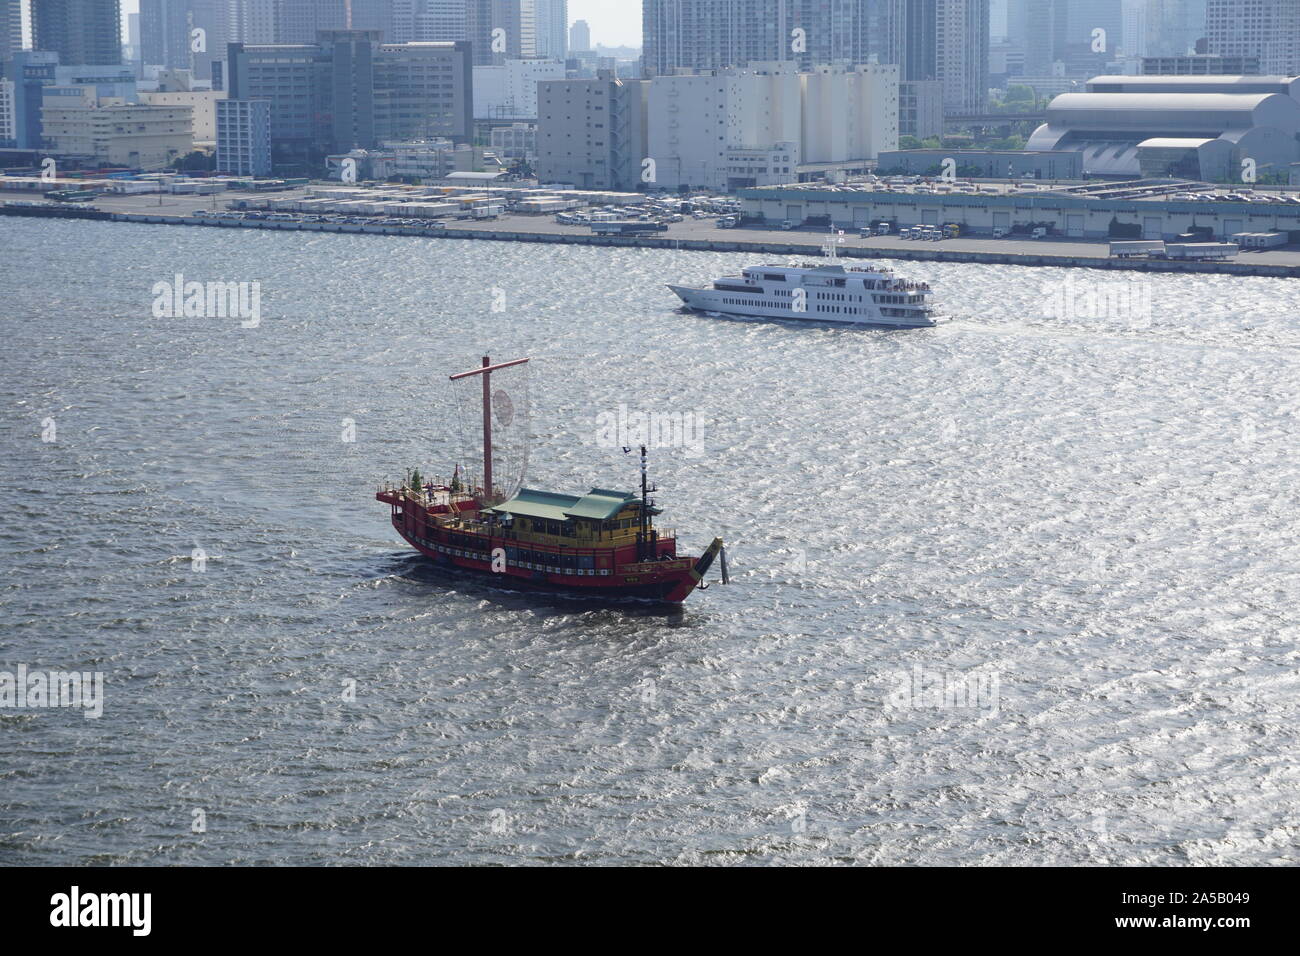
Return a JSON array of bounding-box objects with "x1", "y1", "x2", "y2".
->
[{"x1": 2, "y1": 219, "x2": 1298, "y2": 865}]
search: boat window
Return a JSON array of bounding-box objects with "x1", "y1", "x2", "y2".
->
[{"x1": 762, "y1": 273, "x2": 785, "y2": 281}]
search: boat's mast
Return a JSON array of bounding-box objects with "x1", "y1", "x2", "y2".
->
[
  {"x1": 637, "y1": 444, "x2": 656, "y2": 562},
  {"x1": 480, "y1": 355, "x2": 492, "y2": 500},
  {"x1": 449, "y1": 355, "x2": 529, "y2": 506},
  {"x1": 638, "y1": 445, "x2": 647, "y2": 561}
]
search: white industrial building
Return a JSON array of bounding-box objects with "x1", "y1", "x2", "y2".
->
[
  {"x1": 473, "y1": 58, "x2": 566, "y2": 120},
  {"x1": 647, "y1": 62, "x2": 800, "y2": 192},
  {"x1": 646, "y1": 62, "x2": 898, "y2": 192},
  {"x1": 803, "y1": 64, "x2": 899, "y2": 166}
]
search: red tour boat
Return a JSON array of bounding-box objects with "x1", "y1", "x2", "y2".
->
[{"x1": 376, "y1": 356, "x2": 727, "y2": 603}]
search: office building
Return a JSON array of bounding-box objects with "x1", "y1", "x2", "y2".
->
[
  {"x1": 276, "y1": 0, "x2": 348, "y2": 44},
  {"x1": 533, "y1": 0, "x2": 565, "y2": 59},
  {"x1": 3, "y1": 50, "x2": 58, "y2": 148},
  {"x1": 414, "y1": 1, "x2": 469, "y2": 42},
  {"x1": 1143, "y1": 0, "x2": 1207, "y2": 58},
  {"x1": 215, "y1": 96, "x2": 270, "y2": 174},
  {"x1": 1142, "y1": 54, "x2": 1261, "y2": 75},
  {"x1": 641, "y1": 0, "x2": 873, "y2": 77},
  {"x1": 224, "y1": 0, "x2": 277, "y2": 44},
  {"x1": 227, "y1": 31, "x2": 473, "y2": 163},
  {"x1": 569, "y1": 18, "x2": 589, "y2": 53},
  {"x1": 0, "y1": 77, "x2": 15, "y2": 144},
  {"x1": 31, "y1": 0, "x2": 123, "y2": 65},
  {"x1": 138, "y1": 1, "x2": 228, "y2": 84},
  {"x1": 140, "y1": 84, "x2": 225, "y2": 141},
  {"x1": 490, "y1": 120, "x2": 534, "y2": 160},
  {"x1": 2, "y1": 0, "x2": 23, "y2": 63},
  {"x1": 52, "y1": 61, "x2": 137, "y2": 99},
  {"x1": 226, "y1": 30, "x2": 377, "y2": 160},
  {"x1": 375, "y1": 39, "x2": 474, "y2": 141},
  {"x1": 1006, "y1": 0, "x2": 1123, "y2": 78},
  {"x1": 881, "y1": 0, "x2": 989, "y2": 112},
  {"x1": 468, "y1": 0, "x2": 536, "y2": 66},
  {"x1": 42, "y1": 96, "x2": 193, "y2": 167},
  {"x1": 1206, "y1": 0, "x2": 1300, "y2": 77},
  {"x1": 900, "y1": 79, "x2": 944, "y2": 139},
  {"x1": 226, "y1": 36, "x2": 330, "y2": 161},
  {"x1": 139, "y1": 0, "x2": 189, "y2": 69},
  {"x1": 536, "y1": 69, "x2": 647, "y2": 190},
  {"x1": 1122, "y1": 0, "x2": 1147, "y2": 58},
  {"x1": 936, "y1": 0, "x2": 989, "y2": 111}
]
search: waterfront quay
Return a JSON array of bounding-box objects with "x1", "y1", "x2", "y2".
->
[{"x1": 7, "y1": 186, "x2": 1300, "y2": 278}]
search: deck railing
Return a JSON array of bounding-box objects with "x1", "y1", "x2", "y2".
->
[{"x1": 618, "y1": 557, "x2": 693, "y2": 574}]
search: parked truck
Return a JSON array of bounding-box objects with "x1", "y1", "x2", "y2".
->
[
  {"x1": 47, "y1": 189, "x2": 97, "y2": 202},
  {"x1": 1159, "y1": 242, "x2": 1239, "y2": 261},
  {"x1": 1109, "y1": 240, "x2": 1166, "y2": 258},
  {"x1": 1230, "y1": 231, "x2": 1287, "y2": 249},
  {"x1": 590, "y1": 220, "x2": 670, "y2": 236}
]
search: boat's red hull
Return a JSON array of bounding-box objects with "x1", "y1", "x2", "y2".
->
[{"x1": 380, "y1": 491, "x2": 721, "y2": 604}]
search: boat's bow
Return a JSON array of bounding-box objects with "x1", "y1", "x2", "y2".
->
[{"x1": 666, "y1": 283, "x2": 700, "y2": 304}]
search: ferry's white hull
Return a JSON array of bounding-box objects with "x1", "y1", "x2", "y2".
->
[{"x1": 668, "y1": 284, "x2": 942, "y2": 329}]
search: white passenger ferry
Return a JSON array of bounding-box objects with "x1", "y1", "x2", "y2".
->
[{"x1": 669, "y1": 235, "x2": 942, "y2": 329}]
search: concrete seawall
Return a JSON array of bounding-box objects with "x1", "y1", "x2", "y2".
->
[{"x1": 7, "y1": 203, "x2": 1298, "y2": 278}]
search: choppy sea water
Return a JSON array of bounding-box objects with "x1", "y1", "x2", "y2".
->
[{"x1": 2, "y1": 217, "x2": 1299, "y2": 866}]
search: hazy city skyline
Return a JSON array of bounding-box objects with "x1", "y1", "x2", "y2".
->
[{"x1": 112, "y1": 0, "x2": 646, "y2": 48}]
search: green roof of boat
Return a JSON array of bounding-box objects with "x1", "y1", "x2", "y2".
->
[{"x1": 486, "y1": 487, "x2": 639, "y2": 521}]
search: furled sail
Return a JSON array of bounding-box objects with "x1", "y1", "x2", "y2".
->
[{"x1": 449, "y1": 356, "x2": 531, "y2": 506}]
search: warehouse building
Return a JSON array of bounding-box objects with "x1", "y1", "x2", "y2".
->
[
  {"x1": 876, "y1": 148, "x2": 1082, "y2": 181},
  {"x1": 737, "y1": 180, "x2": 1300, "y2": 241},
  {"x1": 1028, "y1": 75, "x2": 1300, "y2": 181}
]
